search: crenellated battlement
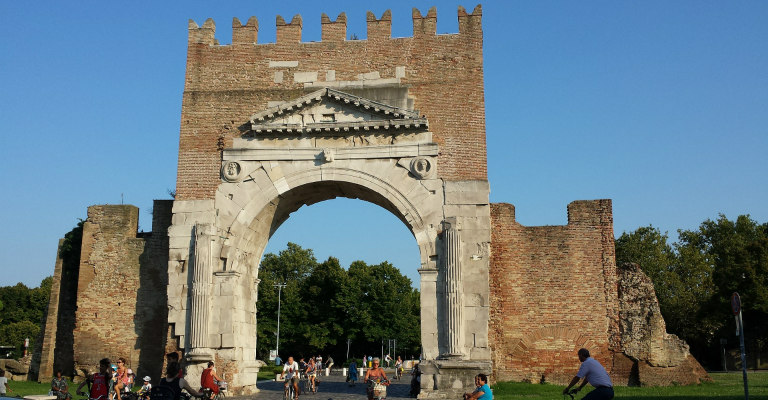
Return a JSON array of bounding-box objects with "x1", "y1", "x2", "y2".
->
[{"x1": 187, "y1": 5, "x2": 481, "y2": 46}]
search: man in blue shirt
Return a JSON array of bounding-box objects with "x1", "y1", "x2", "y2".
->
[
  {"x1": 563, "y1": 348, "x2": 614, "y2": 399},
  {"x1": 463, "y1": 374, "x2": 492, "y2": 400}
]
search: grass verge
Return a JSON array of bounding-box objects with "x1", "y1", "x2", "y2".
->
[{"x1": 492, "y1": 372, "x2": 767, "y2": 400}]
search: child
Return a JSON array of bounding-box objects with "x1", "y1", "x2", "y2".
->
[{"x1": 137, "y1": 377, "x2": 151, "y2": 400}]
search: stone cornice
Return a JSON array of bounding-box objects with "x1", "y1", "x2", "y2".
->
[{"x1": 223, "y1": 143, "x2": 438, "y2": 161}]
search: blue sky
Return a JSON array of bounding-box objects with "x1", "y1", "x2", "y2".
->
[{"x1": 1, "y1": 1, "x2": 766, "y2": 288}]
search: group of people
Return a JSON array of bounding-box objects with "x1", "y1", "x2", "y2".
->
[
  {"x1": 460, "y1": 348, "x2": 614, "y2": 400},
  {"x1": 278, "y1": 354, "x2": 334, "y2": 399},
  {"x1": 69, "y1": 353, "x2": 224, "y2": 400},
  {"x1": 43, "y1": 347, "x2": 613, "y2": 400},
  {"x1": 68, "y1": 357, "x2": 139, "y2": 400}
]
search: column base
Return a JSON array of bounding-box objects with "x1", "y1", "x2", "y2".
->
[
  {"x1": 417, "y1": 360, "x2": 492, "y2": 399},
  {"x1": 186, "y1": 348, "x2": 213, "y2": 362}
]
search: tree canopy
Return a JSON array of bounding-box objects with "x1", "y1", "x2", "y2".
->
[
  {"x1": 256, "y1": 243, "x2": 420, "y2": 361},
  {"x1": 0, "y1": 277, "x2": 52, "y2": 357},
  {"x1": 616, "y1": 214, "x2": 768, "y2": 368}
]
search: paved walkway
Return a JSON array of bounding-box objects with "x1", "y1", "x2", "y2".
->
[{"x1": 229, "y1": 373, "x2": 414, "y2": 400}]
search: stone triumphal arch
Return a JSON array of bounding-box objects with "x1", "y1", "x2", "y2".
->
[
  {"x1": 168, "y1": 86, "x2": 492, "y2": 394},
  {"x1": 36, "y1": 5, "x2": 711, "y2": 397}
]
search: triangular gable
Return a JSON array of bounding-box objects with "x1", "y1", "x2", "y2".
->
[{"x1": 248, "y1": 88, "x2": 428, "y2": 134}]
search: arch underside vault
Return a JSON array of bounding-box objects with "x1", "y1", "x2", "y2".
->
[{"x1": 166, "y1": 88, "x2": 492, "y2": 395}]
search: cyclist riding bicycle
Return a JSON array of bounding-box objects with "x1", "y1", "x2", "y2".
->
[
  {"x1": 279, "y1": 356, "x2": 300, "y2": 400},
  {"x1": 562, "y1": 348, "x2": 614, "y2": 400},
  {"x1": 200, "y1": 362, "x2": 222, "y2": 399},
  {"x1": 156, "y1": 360, "x2": 204, "y2": 400},
  {"x1": 305, "y1": 358, "x2": 317, "y2": 394},
  {"x1": 364, "y1": 358, "x2": 389, "y2": 400},
  {"x1": 76, "y1": 358, "x2": 111, "y2": 400}
]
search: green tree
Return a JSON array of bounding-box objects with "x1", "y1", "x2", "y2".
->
[
  {"x1": 617, "y1": 215, "x2": 768, "y2": 368},
  {"x1": 677, "y1": 214, "x2": 768, "y2": 366},
  {"x1": 300, "y1": 257, "x2": 348, "y2": 351},
  {"x1": 255, "y1": 243, "x2": 422, "y2": 361},
  {"x1": 0, "y1": 276, "x2": 52, "y2": 356},
  {"x1": 615, "y1": 226, "x2": 678, "y2": 309},
  {"x1": 256, "y1": 243, "x2": 317, "y2": 358},
  {"x1": 347, "y1": 260, "x2": 421, "y2": 357}
]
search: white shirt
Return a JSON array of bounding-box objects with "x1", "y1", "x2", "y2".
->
[
  {"x1": 282, "y1": 362, "x2": 299, "y2": 379},
  {"x1": 0, "y1": 376, "x2": 7, "y2": 394},
  {"x1": 576, "y1": 357, "x2": 612, "y2": 388}
]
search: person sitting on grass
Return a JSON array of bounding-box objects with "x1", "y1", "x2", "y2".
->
[
  {"x1": 52, "y1": 369, "x2": 72, "y2": 400},
  {"x1": 463, "y1": 374, "x2": 492, "y2": 400}
]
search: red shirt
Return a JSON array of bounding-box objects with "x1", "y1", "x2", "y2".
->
[
  {"x1": 201, "y1": 368, "x2": 219, "y2": 394},
  {"x1": 90, "y1": 373, "x2": 109, "y2": 399}
]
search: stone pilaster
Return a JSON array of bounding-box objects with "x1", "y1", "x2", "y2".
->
[
  {"x1": 187, "y1": 223, "x2": 213, "y2": 361},
  {"x1": 442, "y1": 219, "x2": 463, "y2": 358}
]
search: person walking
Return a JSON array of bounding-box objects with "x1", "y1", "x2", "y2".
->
[{"x1": 0, "y1": 368, "x2": 12, "y2": 396}]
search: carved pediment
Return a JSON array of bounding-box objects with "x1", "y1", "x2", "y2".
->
[{"x1": 248, "y1": 88, "x2": 428, "y2": 135}]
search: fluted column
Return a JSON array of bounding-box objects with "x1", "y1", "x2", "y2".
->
[
  {"x1": 188, "y1": 223, "x2": 213, "y2": 360},
  {"x1": 443, "y1": 220, "x2": 463, "y2": 357}
]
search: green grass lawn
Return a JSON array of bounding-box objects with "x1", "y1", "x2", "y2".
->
[
  {"x1": 493, "y1": 372, "x2": 767, "y2": 399},
  {"x1": 8, "y1": 371, "x2": 765, "y2": 399}
]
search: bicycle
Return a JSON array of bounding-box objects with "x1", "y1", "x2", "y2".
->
[
  {"x1": 393, "y1": 365, "x2": 403, "y2": 381},
  {"x1": 201, "y1": 380, "x2": 226, "y2": 400},
  {"x1": 366, "y1": 378, "x2": 389, "y2": 400},
  {"x1": 283, "y1": 377, "x2": 298, "y2": 400}
]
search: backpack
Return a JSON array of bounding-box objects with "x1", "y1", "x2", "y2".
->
[{"x1": 149, "y1": 385, "x2": 175, "y2": 400}]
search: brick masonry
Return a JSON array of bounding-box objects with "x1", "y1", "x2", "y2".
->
[
  {"x1": 176, "y1": 6, "x2": 486, "y2": 201},
  {"x1": 38, "y1": 202, "x2": 172, "y2": 380},
  {"x1": 489, "y1": 202, "x2": 709, "y2": 386},
  {"x1": 35, "y1": 5, "x2": 708, "y2": 388}
]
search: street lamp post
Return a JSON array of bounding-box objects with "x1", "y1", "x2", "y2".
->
[{"x1": 274, "y1": 283, "x2": 287, "y2": 357}]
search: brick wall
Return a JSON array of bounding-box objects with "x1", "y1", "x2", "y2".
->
[
  {"x1": 35, "y1": 239, "x2": 64, "y2": 380},
  {"x1": 176, "y1": 5, "x2": 486, "y2": 200},
  {"x1": 489, "y1": 201, "x2": 619, "y2": 385},
  {"x1": 71, "y1": 203, "x2": 172, "y2": 378}
]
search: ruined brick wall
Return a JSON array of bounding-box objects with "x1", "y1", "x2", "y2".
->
[
  {"x1": 35, "y1": 239, "x2": 64, "y2": 380},
  {"x1": 74, "y1": 206, "x2": 145, "y2": 372},
  {"x1": 133, "y1": 200, "x2": 173, "y2": 380},
  {"x1": 615, "y1": 263, "x2": 710, "y2": 386},
  {"x1": 489, "y1": 201, "x2": 619, "y2": 385},
  {"x1": 71, "y1": 204, "x2": 171, "y2": 377},
  {"x1": 176, "y1": 6, "x2": 485, "y2": 200},
  {"x1": 37, "y1": 230, "x2": 82, "y2": 381}
]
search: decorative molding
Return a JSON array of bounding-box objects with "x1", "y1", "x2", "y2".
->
[
  {"x1": 247, "y1": 87, "x2": 428, "y2": 135},
  {"x1": 223, "y1": 143, "x2": 438, "y2": 162}
]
